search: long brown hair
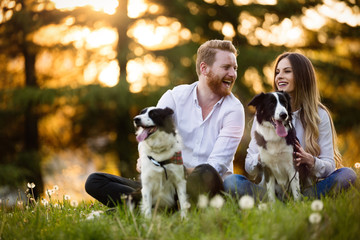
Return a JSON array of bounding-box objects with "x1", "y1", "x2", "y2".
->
[{"x1": 273, "y1": 52, "x2": 342, "y2": 168}]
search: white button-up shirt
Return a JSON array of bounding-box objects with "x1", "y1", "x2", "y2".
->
[{"x1": 157, "y1": 82, "x2": 245, "y2": 178}]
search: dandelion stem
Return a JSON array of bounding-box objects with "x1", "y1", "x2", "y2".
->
[
  {"x1": 0, "y1": 213, "x2": 6, "y2": 240},
  {"x1": 146, "y1": 197, "x2": 161, "y2": 238},
  {"x1": 129, "y1": 204, "x2": 141, "y2": 238},
  {"x1": 115, "y1": 216, "x2": 127, "y2": 238}
]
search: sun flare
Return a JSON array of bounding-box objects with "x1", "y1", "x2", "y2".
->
[{"x1": 51, "y1": 0, "x2": 119, "y2": 15}]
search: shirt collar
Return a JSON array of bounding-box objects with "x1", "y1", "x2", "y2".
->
[{"x1": 193, "y1": 82, "x2": 226, "y2": 108}]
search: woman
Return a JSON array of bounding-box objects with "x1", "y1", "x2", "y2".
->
[{"x1": 224, "y1": 52, "x2": 357, "y2": 199}]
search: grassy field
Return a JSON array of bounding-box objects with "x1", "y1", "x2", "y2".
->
[{"x1": 1, "y1": 175, "x2": 360, "y2": 240}]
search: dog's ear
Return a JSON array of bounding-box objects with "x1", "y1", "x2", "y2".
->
[
  {"x1": 282, "y1": 91, "x2": 292, "y2": 113},
  {"x1": 163, "y1": 107, "x2": 174, "y2": 117},
  {"x1": 248, "y1": 92, "x2": 265, "y2": 107}
]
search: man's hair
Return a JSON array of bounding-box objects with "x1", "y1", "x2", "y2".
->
[{"x1": 196, "y1": 40, "x2": 237, "y2": 76}]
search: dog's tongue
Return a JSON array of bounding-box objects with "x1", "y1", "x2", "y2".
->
[
  {"x1": 136, "y1": 127, "x2": 157, "y2": 142},
  {"x1": 136, "y1": 128, "x2": 149, "y2": 142},
  {"x1": 275, "y1": 120, "x2": 288, "y2": 137}
]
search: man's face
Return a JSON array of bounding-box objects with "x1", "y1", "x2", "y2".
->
[{"x1": 206, "y1": 50, "x2": 237, "y2": 97}]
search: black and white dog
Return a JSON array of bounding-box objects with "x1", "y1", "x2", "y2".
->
[
  {"x1": 133, "y1": 107, "x2": 189, "y2": 218},
  {"x1": 248, "y1": 91, "x2": 302, "y2": 202}
]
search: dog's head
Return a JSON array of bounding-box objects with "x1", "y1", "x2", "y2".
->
[
  {"x1": 133, "y1": 107, "x2": 175, "y2": 142},
  {"x1": 248, "y1": 91, "x2": 292, "y2": 137}
]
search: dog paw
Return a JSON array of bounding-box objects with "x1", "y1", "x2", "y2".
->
[{"x1": 180, "y1": 211, "x2": 187, "y2": 220}]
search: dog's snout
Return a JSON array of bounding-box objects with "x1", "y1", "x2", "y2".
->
[
  {"x1": 279, "y1": 112, "x2": 288, "y2": 120},
  {"x1": 134, "y1": 116, "x2": 141, "y2": 125}
]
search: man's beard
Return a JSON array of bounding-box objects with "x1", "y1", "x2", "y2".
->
[{"x1": 207, "y1": 70, "x2": 234, "y2": 97}]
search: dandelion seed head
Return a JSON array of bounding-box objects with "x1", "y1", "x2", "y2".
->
[
  {"x1": 71, "y1": 200, "x2": 79, "y2": 207},
  {"x1": 46, "y1": 189, "x2": 52, "y2": 196},
  {"x1": 86, "y1": 210, "x2": 104, "y2": 220},
  {"x1": 197, "y1": 194, "x2": 209, "y2": 209},
  {"x1": 239, "y1": 195, "x2": 255, "y2": 210},
  {"x1": 309, "y1": 212, "x2": 322, "y2": 224},
  {"x1": 27, "y1": 182, "x2": 36, "y2": 189},
  {"x1": 355, "y1": 162, "x2": 360, "y2": 169},
  {"x1": 53, "y1": 185, "x2": 59, "y2": 191},
  {"x1": 258, "y1": 203, "x2": 268, "y2": 211},
  {"x1": 209, "y1": 195, "x2": 225, "y2": 209},
  {"x1": 311, "y1": 200, "x2": 324, "y2": 211},
  {"x1": 64, "y1": 195, "x2": 71, "y2": 200},
  {"x1": 41, "y1": 199, "x2": 49, "y2": 206}
]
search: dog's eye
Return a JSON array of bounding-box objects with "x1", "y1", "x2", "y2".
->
[
  {"x1": 149, "y1": 110, "x2": 158, "y2": 118},
  {"x1": 140, "y1": 108, "x2": 148, "y2": 114}
]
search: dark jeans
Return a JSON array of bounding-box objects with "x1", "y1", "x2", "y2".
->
[
  {"x1": 85, "y1": 164, "x2": 224, "y2": 207},
  {"x1": 223, "y1": 167, "x2": 357, "y2": 200}
]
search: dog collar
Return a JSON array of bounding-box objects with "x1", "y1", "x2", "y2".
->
[{"x1": 148, "y1": 152, "x2": 183, "y2": 180}]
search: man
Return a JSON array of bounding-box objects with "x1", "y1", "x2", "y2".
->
[{"x1": 85, "y1": 39, "x2": 245, "y2": 206}]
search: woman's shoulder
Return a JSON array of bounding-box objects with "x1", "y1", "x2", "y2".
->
[
  {"x1": 318, "y1": 106, "x2": 331, "y2": 121},
  {"x1": 317, "y1": 106, "x2": 332, "y2": 129}
]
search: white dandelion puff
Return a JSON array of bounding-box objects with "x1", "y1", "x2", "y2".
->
[
  {"x1": 70, "y1": 200, "x2": 78, "y2": 207},
  {"x1": 311, "y1": 200, "x2": 324, "y2": 212},
  {"x1": 239, "y1": 195, "x2": 255, "y2": 210},
  {"x1": 64, "y1": 195, "x2": 71, "y2": 200},
  {"x1": 309, "y1": 212, "x2": 322, "y2": 224},
  {"x1": 41, "y1": 198, "x2": 49, "y2": 206},
  {"x1": 46, "y1": 189, "x2": 52, "y2": 197},
  {"x1": 53, "y1": 185, "x2": 59, "y2": 191},
  {"x1": 209, "y1": 195, "x2": 225, "y2": 209},
  {"x1": 354, "y1": 162, "x2": 360, "y2": 169},
  {"x1": 86, "y1": 210, "x2": 104, "y2": 220},
  {"x1": 197, "y1": 194, "x2": 209, "y2": 209},
  {"x1": 27, "y1": 182, "x2": 36, "y2": 189},
  {"x1": 258, "y1": 203, "x2": 268, "y2": 211}
]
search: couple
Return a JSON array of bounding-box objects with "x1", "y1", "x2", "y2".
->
[{"x1": 85, "y1": 40, "x2": 356, "y2": 207}]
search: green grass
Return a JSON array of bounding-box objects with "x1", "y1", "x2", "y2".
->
[{"x1": 1, "y1": 180, "x2": 360, "y2": 240}]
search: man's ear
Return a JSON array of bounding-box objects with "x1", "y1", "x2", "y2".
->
[{"x1": 200, "y1": 62, "x2": 209, "y2": 76}]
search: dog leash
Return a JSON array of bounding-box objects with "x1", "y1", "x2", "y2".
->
[{"x1": 148, "y1": 152, "x2": 183, "y2": 180}]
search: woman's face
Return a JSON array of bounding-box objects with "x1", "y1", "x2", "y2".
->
[{"x1": 275, "y1": 57, "x2": 295, "y2": 94}]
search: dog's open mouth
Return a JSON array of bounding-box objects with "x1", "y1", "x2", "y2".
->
[
  {"x1": 135, "y1": 126, "x2": 157, "y2": 142},
  {"x1": 271, "y1": 118, "x2": 288, "y2": 138}
]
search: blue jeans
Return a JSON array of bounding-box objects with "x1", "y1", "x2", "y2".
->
[{"x1": 223, "y1": 167, "x2": 357, "y2": 200}]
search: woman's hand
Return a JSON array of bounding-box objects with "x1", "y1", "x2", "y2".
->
[{"x1": 294, "y1": 140, "x2": 315, "y2": 168}]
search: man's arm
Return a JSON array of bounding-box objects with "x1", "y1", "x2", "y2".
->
[{"x1": 207, "y1": 105, "x2": 245, "y2": 177}]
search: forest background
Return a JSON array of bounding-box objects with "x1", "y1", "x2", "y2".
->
[{"x1": 0, "y1": 0, "x2": 359, "y2": 202}]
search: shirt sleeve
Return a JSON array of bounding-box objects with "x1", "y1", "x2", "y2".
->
[
  {"x1": 312, "y1": 109, "x2": 336, "y2": 178},
  {"x1": 207, "y1": 104, "x2": 245, "y2": 177},
  {"x1": 156, "y1": 90, "x2": 176, "y2": 110},
  {"x1": 244, "y1": 118, "x2": 261, "y2": 177}
]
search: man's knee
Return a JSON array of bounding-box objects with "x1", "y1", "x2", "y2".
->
[{"x1": 85, "y1": 172, "x2": 102, "y2": 195}]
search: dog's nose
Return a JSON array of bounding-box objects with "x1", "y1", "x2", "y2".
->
[
  {"x1": 279, "y1": 112, "x2": 288, "y2": 120},
  {"x1": 133, "y1": 116, "x2": 141, "y2": 125}
]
